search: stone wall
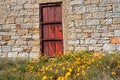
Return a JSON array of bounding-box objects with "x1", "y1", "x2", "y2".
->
[
  {"x1": 0, "y1": 0, "x2": 120, "y2": 59},
  {"x1": 66, "y1": 0, "x2": 120, "y2": 53}
]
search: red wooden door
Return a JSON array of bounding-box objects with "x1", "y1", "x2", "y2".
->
[{"x1": 40, "y1": 3, "x2": 63, "y2": 57}]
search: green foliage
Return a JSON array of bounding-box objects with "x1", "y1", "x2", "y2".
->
[{"x1": 0, "y1": 51, "x2": 120, "y2": 80}]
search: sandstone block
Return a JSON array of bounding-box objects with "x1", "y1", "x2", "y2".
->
[
  {"x1": 83, "y1": 13, "x2": 92, "y2": 20},
  {"x1": 68, "y1": 46, "x2": 75, "y2": 51},
  {"x1": 0, "y1": 41, "x2": 7, "y2": 46},
  {"x1": 113, "y1": 4, "x2": 120, "y2": 12},
  {"x1": 24, "y1": 4, "x2": 39, "y2": 9},
  {"x1": 7, "y1": 52, "x2": 18, "y2": 58},
  {"x1": 6, "y1": 17, "x2": 14, "y2": 24},
  {"x1": 32, "y1": 34, "x2": 40, "y2": 39},
  {"x1": 16, "y1": 24, "x2": 21, "y2": 29},
  {"x1": 2, "y1": 46, "x2": 11, "y2": 52},
  {"x1": 7, "y1": 40, "x2": 15, "y2": 45},
  {"x1": 103, "y1": 44, "x2": 116, "y2": 51},
  {"x1": 85, "y1": 39, "x2": 97, "y2": 44},
  {"x1": 0, "y1": 18, "x2": 5, "y2": 24},
  {"x1": 114, "y1": 30, "x2": 120, "y2": 36},
  {"x1": 28, "y1": 40, "x2": 40, "y2": 45},
  {"x1": 2, "y1": 24, "x2": 16, "y2": 29},
  {"x1": 23, "y1": 48, "x2": 32, "y2": 53},
  {"x1": 12, "y1": 46, "x2": 23, "y2": 52},
  {"x1": 117, "y1": 44, "x2": 120, "y2": 51},
  {"x1": 29, "y1": 28, "x2": 39, "y2": 34},
  {"x1": 16, "y1": 40, "x2": 27, "y2": 45},
  {"x1": 86, "y1": 5, "x2": 98, "y2": 12},
  {"x1": 67, "y1": 14, "x2": 82, "y2": 20},
  {"x1": 91, "y1": 0, "x2": 99, "y2": 4},
  {"x1": 11, "y1": 36, "x2": 20, "y2": 40},
  {"x1": 0, "y1": 46, "x2": 1, "y2": 53},
  {"x1": 31, "y1": 46, "x2": 40, "y2": 52},
  {"x1": 86, "y1": 19, "x2": 99, "y2": 25},
  {"x1": 18, "y1": 52, "x2": 29, "y2": 58},
  {"x1": 93, "y1": 12, "x2": 105, "y2": 18},
  {"x1": 73, "y1": 5, "x2": 86, "y2": 14},
  {"x1": 0, "y1": 36, "x2": 2, "y2": 40},
  {"x1": 110, "y1": 37, "x2": 120, "y2": 44},
  {"x1": 69, "y1": 0, "x2": 84, "y2": 5},
  {"x1": 2, "y1": 35, "x2": 11, "y2": 41},
  {"x1": 84, "y1": 0, "x2": 90, "y2": 5},
  {"x1": 106, "y1": 12, "x2": 120, "y2": 18},
  {"x1": 17, "y1": 29, "x2": 28, "y2": 35},
  {"x1": 68, "y1": 40, "x2": 79, "y2": 45},
  {"x1": 29, "y1": 52, "x2": 39, "y2": 59},
  {"x1": 113, "y1": 18, "x2": 120, "y2": 24}
]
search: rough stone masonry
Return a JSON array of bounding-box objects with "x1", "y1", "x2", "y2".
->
[{"x1": 0, "y1": 0, "x2": 120, "y2": 59}]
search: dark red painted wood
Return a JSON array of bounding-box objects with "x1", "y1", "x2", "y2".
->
[
  {"x1": 48, "y1": 7, "x2": 55, "y2": 22},
  {"x1": 40, "y1": 3, "x2": 63, "y2": 57},
  {"x1": 42, "y1": 7, "x2": 48, "y2": 22},
  {"x1": 55, "y1": 6, "x2": 62, "y2": 22}
]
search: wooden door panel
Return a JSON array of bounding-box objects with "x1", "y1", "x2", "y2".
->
[
  {"x1": 56, "y1": 41, "x2": 63, "y2": 55},
  {"x1": 55, "y1": 6, "x2": 62, "y2": 22},
  {"x1": 48, "y1": 7, "x2": 55, "y2": 22},
  {"x1": 43, "y1": 42, "x2": 49, "y2": 55},
  {"x1": 43, "y1": 25, "x2": 49, "y2": 39},
  {"x1": 42, "y1": 7, "x2": 48, "y2": 22},
  {"x1": 55, "y1": 24, "x2": 62, "y2": 39},
  {"x1": 48, "y1": 25, "x2": 55, "y2": 39}
]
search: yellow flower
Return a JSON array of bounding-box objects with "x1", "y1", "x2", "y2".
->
[
  {"x1": 68, "y1": 68, "x2": 72, "y2": 72},
  {"x1": 62, "y1": 67, "x2": 65, "y2": 71},
  {"x1": 81, "y1": 70, "x2": 86, "y2": 76},
  {"x1": 13, "y1": 68, "x2": 16, "y2": 72},
  {"x1": 42, "y1": 76, "x2": 47, "y2": 80},
  {"x1": 55, "y1": 70, "x2": 59, "y2": 74},
  {"x1": 57, "y1": 76, "x2": 65, "y2": 80},
  {"x1": 111, "y1": 71, "x2": 116, "y2": 76},
  {"x1": 65, "y1": 72, "x2": 71, "y2": 78}
]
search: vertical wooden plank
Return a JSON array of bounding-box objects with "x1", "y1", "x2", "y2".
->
[
  {"x1": 43, "y1": 25, "x2": 49, "y2": 39},
  {"x1": 48, "y1": 41, "x2": 55, "y2": 57},
  {"x1": 43, "y1": 7, "x2": 48, "y2": 22},
  {"x1": 48, "y1": 7, "x2": 55, "y2": 22},
  {"x1": 56, "y1": 41, "x2": 63, "y2": 55},
  {"x1": 55, "y1": 24, "x2": 62, "y2": 39},
  {"x1": 48, "y1": 25, "x2": 55, "y2": 39},
  {"x1": 55, "y1": 6, "x2": 62, "y2": 22},
  {"x1": 44, "y1": 42, "x2": 49, "y2": 56}
]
